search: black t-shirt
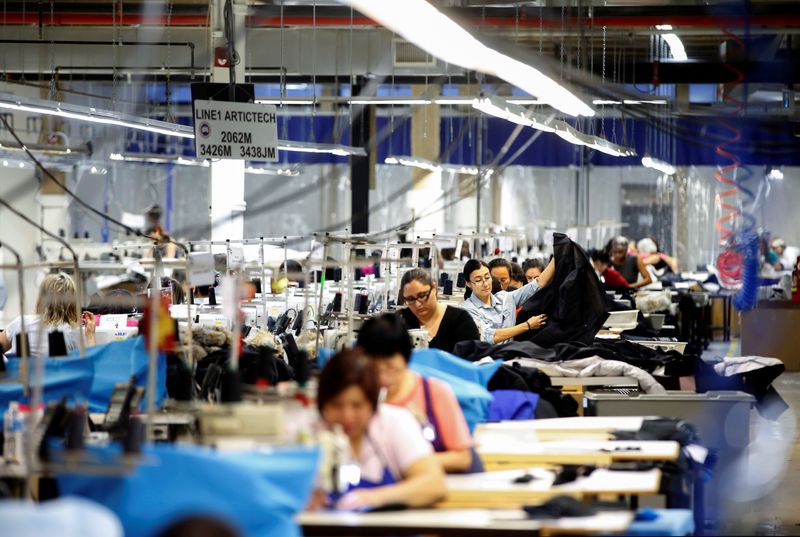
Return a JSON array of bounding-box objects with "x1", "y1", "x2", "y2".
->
[
  {"x1": 401, "y1": 305, "x2": 480, "y2": 354},
  {"x1": 613, "y1": 255, "x2": 641, "y2": 284}
]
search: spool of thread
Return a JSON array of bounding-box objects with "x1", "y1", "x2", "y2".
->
[
  {"x1": 353, "y1": 293, "x2": 363, "y2": 313},
  {"x1": 439, "y1": 272, "x2": 449, "y2": 287},
  {"x1": 456, "y1": 273, "x2": 466, "y2": 288},
  {"x1": 207, "y1": 286, "x2": 217, "y2": 306},
  {"x1": 48, "y1": 330, "x2": 68, "y2": 357},
  {"x1": 358, "y1": 292, "x2": 369, "y2": 314},
  {"x1": 443, "y1": 279, "x2": 454, "y2": 296},
  {"x1": 332, "y1": 292, "x2": 343, "y2": 312}
]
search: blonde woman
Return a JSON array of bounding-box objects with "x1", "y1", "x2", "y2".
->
[{"x1": 1, "y1": 273, "x2": 95, "y2": 357}]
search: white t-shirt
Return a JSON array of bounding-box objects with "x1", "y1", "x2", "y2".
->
[
  {"x1": 357, "y1": 404, "x2": 433, "y2": 483},
  {"x1": 3, "y1": 315, "x2": 81, "y2": 358}
]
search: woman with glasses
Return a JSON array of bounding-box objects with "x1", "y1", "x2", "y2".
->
[
  {"x1": 460, "y1": 259, "x2": 555, "y2": 344},
  {"x1": 398, "y1": 268, "x2": 480, "y2": 354}
]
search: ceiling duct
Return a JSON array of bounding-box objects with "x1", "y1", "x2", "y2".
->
[{"x1": 393, "y1": 38, "x2": 437, "y2": 68}]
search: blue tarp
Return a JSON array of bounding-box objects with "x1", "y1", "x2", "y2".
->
[
  {"x1": 409, "y1": 348, "x2": 500, "y2": 432},
  {"x1": 68, "y1": 337, "x2": 167, "y2": 413},
  {"x1": 57, "y1": 443, "x2": 320, "y2": 537},
  {"x1": 0, "y1": 355, "x2": 94, "y2": 415}
]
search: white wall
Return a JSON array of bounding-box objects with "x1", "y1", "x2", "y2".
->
[{"x1": 0, "y1": 167, "x2": 45, "y2": 323}]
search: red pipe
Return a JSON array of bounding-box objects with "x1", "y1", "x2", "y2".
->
[{"x1": 1, "y1": 12, "x2": 798, "y2": 28}]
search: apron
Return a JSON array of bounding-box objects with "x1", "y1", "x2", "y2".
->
[
  {"x1": 421, "y1": 377, "x2": 485, "y2": 474},
  {"x1": 327, "y1": 435, "x2": 397, "y2": 505}
]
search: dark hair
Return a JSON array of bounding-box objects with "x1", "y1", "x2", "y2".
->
[
  {"x1": 279, "y1": 259, "x2": 303, "y2": 274},
  {"x1": 462, "y1": 259, "x2": 489, "y2": 283},
  {"x1": 357, "y1": 312, "x2": 413, "y2": 363},
  {"x1": 510, "y1": 262, "x2": 524, "y2": 283},
  {"x1": 589, "y1": 248, "x2": 611, "y2": 264},
  {"x1": 398, "y1": 268, "x2": 434, "y2": 305},
  {"x1": 610, "y1": 236, "x2": 629, "y2": 251},
  {"x1": 157, "y1": 516, "x2": 239, "y2": 537},
  {"x1": 522, "y1": 258, "x2": 546, "y2": 273},
  {"x1": 317, "y1": 349, "x2": 381, "y2": 414},
  {"x1": 488, "y1": 258, "x2": 512, "y2": 273},
  {"x1": 491, "y1": 276, "x2": 502, "y2": 294}
]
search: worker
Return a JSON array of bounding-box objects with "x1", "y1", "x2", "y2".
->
[
  {"x1": 488, "y1": 258, "x2": 513, "y2": 291},
  {"x1": 522, "y1": 258, "x2": 545, "y2": 284},
  {"x1": 508, "y1": 262, "x2": 525, "y2": 290},
  {"x1": 460, "y1": 258, "x2": 554, "y2": 344},
  {"x1": 0, "y1": 273, "x2": 95, "y2": 357},
  {"x1": 357, "y1": 313, "x2": 481, "y2": 473},
  {"x1": 608, "y1": 236, "x2": 652, "y2": 288},
  {"x1": 144, "y1": 204, "x2": 177, "y2": 259},
  {"x1": 590, "y1": 249, "x2": 629, "y2": 289},
  {"x1": 771, "y1": 237, "x2": 800, "y2": 271},
  {"x1": 313, "y1": 349, "x2": 446, "y2": 511},
  {"x1": 398, "y1": 268, "x2": 479, "y2": 354},
  {"x1": 637, "y1": 237, "x2": 678, "y2": 274}
]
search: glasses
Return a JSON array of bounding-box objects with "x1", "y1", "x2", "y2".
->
[
  {"x1": 403, "y1": 288, "x2": 433, "y2": 305},
  {"x1": 471, "y1": 275, "x2": 492, "y2": 285}
]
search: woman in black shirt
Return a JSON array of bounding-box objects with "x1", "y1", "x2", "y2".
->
[{"x1": 399, "y1": 269, "x2": 479, "y2": 354}]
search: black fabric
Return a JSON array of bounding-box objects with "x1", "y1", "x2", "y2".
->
[
  {"x1": 523, "y1": 496, "x2": 597, "y2": 518},
  {"x1": 193, "y1": 345, "x2": 295, "y2": 393},
  {"x1": 613, "y1": 255, "x2": 640, "y2": 284},
  {"x1": 400, "y1": 306, "x2": 480, "y2": 354},
  {"x1": 453, "y1": 337, "x2": 696, "y2": 377},
  {"x1": 516, "y1": 233, "x2": 609, "y2": 346},
  {"x1": 487, "y1": 363, "x2": 579, "y2": 418},
  {"x1": 695, "y1": 360, "x2": 788, "y2": 419}
]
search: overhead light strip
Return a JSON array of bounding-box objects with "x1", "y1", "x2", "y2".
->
[
  {"x1": 641, "y1": 155, "x2": 677, "y2": 176},
  {"x1": 472, "y1": 95, "x2": 636, "y2": 157},
  {"x1": 1, "y1": 93, "x2": 365, "y2": 157},
  {"x1": 655, "y1": 25, "x2": 688, "y2": 61},
  {"x1": 338, "y1": 0, "x2": 594, "y2": 117},
  {"x1": 384, "y1": 156, "x2": 480, "y2": 176}
]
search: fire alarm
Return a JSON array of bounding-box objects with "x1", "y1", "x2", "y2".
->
[{"x1": 214, "y1": 47, "x2": 230, "y2": 68}]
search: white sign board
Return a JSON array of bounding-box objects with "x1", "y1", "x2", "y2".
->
[{"x1": 193, "y1": 100, "x2": 278, "y2": 161}]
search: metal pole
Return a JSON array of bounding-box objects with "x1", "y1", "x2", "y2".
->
[
  {"x1": 284, "y1": 236, "x2": 289, "y2": 313},
  {"x1": 260, "y1": 237, "x2": 268, "y2": 329},
  {"x1": 314, "y1": 236, "x2": 330, "y2": 359},
  {"x1": 145, "y1": 248, "x2": 162, "y2": 441}
]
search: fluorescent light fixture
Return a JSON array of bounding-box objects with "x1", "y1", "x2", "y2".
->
[
  {"x1": 507, "y1": 99, "x2": 542, "y2": 105},
  {"x1": 473, "y1": 96, "x2": 556, "y2": 133},
  {"x1": 656, "y1": 26, "x2": 688, "y2": 61},
  {"x1": 245, "y1": 165, "x2": 302, "y2": 177},
  {"x1": 767, "y1": 167, "x2": 784, "y2": 181},
  {"x1": 89, "y1": 166, "x2": 108, "y2": 175},
  {"x1": 349, "y1": 98, "x2": 432, "y2": 105},
  {"x1": 255, "y1": 98, "x2": 316, "y2": 105},
  {"x1": 586, "y1": 138, "x2": 637, "y2": 157},
  {"x1": 109, "y1": 152, "x2": 210, "y2": 167},
  {"x1": 278, "y1": 141, "x2": 366, "y2": 157},
  {"x1": 0, "y1": 92, "x2": 195, "y2": 139},
  {"x1": 384, "y1": 155, "x2": 441, "y2": 173},
  {"x1": 0, "y1": 141, "x2": 87, "y2": 156},
  {"x1": 642, "y1": 155, "x2": 677, "y2": 176},
  {"x1": 434, "y1": 97, "x2": 474, "y2": 105},
  {"x1": 594, "y1": 99, "x2": 668, "y2": 105},
  {"x1": 339, "y1": 0, "x2": 594, "y2": 117},
  {"x1": 552, "y1": 121, "x2": 590, "y2": 146},
  {"x1": 444, "y1": 165, "x2": 480, "y2": 176},
  {"x1": 3, "y1": 93, "x2": 367, "y2": 157}
]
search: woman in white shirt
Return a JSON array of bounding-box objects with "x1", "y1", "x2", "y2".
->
[
  {"x1": 313, "y1": 349, "x2": 446, "y2": 511},
  {"x1": 0, "y1": 273, "x2": 95, "y2": 358}
]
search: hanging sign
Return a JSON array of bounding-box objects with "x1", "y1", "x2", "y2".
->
[{"x1": 193, "y1": 99, "x2": 278, "y2": 161}]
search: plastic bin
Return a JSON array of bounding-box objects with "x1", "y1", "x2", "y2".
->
[
  {"x1": 583, "y1": 390, "x2": 755, "y2": 528},
  {"x1": 605, "y1": 310, "x2": 640, "y2": 330}
]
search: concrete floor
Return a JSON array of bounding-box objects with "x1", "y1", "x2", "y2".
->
[{"x1": 702, "y1": 342, "x2": 800, "y2": 536}]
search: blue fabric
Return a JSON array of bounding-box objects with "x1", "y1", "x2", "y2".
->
[
  {"x1": 488, "y1": 390, "x2": 540, "y2": 422},
  {"x1": 409, "y1": 348, "x2": 499, "y2": 432},
  {"x1": 56, "y1": 443, "x2": 320, "y2": 537},
  {"x1": 625, "y1": 509, "x2": 695, "y2": 536},
  {"x1": 0, "y1": 355, "x2": 94, "y2": 415},
  {"x1": 69, "y1": 337, "x2": 167, "y2": 413}
]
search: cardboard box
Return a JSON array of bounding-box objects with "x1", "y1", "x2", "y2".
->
[{"x1": 741, "y1": 301, "x2": 800, "y2": 371}]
